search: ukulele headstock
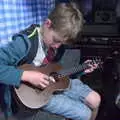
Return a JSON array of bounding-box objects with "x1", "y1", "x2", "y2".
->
[
  {"x1": 84, "y1": 57, "x2": 103, "y2": 71},
  {"x1": 91, "y1": 57, "x2": 103, "y2": 70}
]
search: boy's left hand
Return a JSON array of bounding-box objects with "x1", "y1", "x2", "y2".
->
[{"x1": 84, "y1": 59, "x2": 98, "y2": 74}]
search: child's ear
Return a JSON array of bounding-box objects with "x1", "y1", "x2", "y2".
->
[{"x1": 44, "y1": 19, "x2": 52, "y2": 28}]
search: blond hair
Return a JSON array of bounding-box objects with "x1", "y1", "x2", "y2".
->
[{"x1": 48, "y1": 3, "x2": 83, "y2": 43}]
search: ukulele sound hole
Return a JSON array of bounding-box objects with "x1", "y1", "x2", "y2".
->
[{"x1": 50, "y1": 72, "x2": 60, "y2": 81}]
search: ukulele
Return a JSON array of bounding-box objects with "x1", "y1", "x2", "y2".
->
[{"x1": 14, "y1": 59, "x2": 102, "y2": 109}]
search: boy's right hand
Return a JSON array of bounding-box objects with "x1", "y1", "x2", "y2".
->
[{"x1": 21, "y1": 71, "x2": 55, "y2": 89}]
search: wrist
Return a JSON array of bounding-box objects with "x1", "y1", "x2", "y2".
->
[{"x1": 21, "y1": 71, "x2": 30, "y2": 82}]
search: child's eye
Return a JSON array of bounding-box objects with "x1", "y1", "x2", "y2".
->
[{"x1": 53, "y1": 39, "x2": 61, "y2": 43}]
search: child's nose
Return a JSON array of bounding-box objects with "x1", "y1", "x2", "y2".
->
[{"x1": 54, "y1": 43, "x2": 61, "y2": 48}]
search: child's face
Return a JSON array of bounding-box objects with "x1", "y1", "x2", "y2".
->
[{"x1": 42, "y1": 19, "x2": 66, "y2": 49}]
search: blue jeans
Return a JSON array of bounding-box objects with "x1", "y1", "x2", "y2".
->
[{"x1": 42, "y1": 79, "x2": 92, "y2": 120}]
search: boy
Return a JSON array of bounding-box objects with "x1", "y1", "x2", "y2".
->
[{"x1": 0, "y1": 3, "x2": 100, "y2": 120}]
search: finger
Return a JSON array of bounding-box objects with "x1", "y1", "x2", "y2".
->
[
  {"x1": 38, "y1": 76, "x2": 50, "y2": 86},
  {"x1": 39, "y1": 82, "x2": 48, "y2": 89},
  {"x1": 49, "y1": 76, "x2": 56, "y2": 82},
  {"x1": 43, "y1": 75, "x2": 56, "y2": 83},
  {"x1": 43, "y1": 75, "x2": 50, "y2": 80},
  {"x1": 84, "y1": 59, "x2": 92, "y2": 63},
  {"x1": 92, "y1": 64, "x2": 98, "y2": 69},
  {"x1": 42, "y1": 79, "x2": 50, "y2": 85}
]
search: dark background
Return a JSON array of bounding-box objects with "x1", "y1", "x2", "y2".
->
[{"x1": 73, "y1": 0, "x2": 120, "y2": 120}]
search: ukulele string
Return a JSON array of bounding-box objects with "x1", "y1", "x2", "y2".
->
[
  {"x1": 52, "y1": 58, "x2": 102, "y2": 80},
  {"x1": 55, "y1": 64, "x2": 87, "y2": 79}
]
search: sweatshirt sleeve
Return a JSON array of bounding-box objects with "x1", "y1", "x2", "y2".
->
[
  {"x1": 0, "y1": 65, "x2": 23, "y2": 86},
  {"x1": 0, "y1": 34, "x2": 30, "y2": 87}
]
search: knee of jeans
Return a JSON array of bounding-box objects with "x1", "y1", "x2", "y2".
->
[
  {"x1": 90, "y1": 92, "x2": 101, "y2": 109},
  {"x1": 86, "y1": 91, "x2": 101, "y2": 109},
  {"x1": 92, "y1": 93, "x2": 101, "y2": 109}
]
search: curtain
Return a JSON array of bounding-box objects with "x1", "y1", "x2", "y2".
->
[{"x1": 0, "y1": 0, "x2": 55, "y2": 46}]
